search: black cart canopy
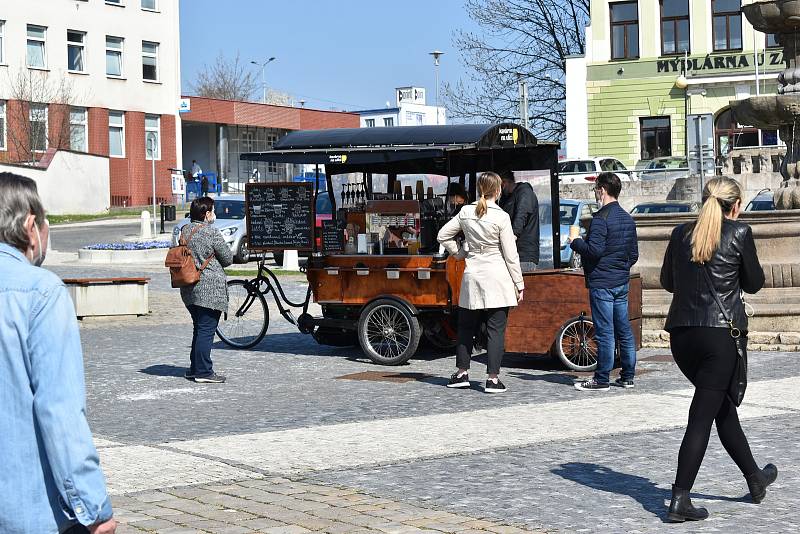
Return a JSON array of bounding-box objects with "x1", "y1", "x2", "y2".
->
[{"x1": 240, "y1": 123, "x2": 558, "y2": 176}]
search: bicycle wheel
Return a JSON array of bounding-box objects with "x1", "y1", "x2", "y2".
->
[
  {"x1": 554, "y1": 316, "x2": 598, "y2": 372},
  {"x1": 216, "y1": 279, "x2": 269, "y2": 349}
]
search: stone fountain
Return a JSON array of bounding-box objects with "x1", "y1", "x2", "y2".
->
[{"x1": 731, "y1": 0, "x2": 800, "y2": 208}]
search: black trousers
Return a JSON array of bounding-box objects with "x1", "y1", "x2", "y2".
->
[
  {"x1": 456, "y1": 307, "x2": 509, "y2": 375},
  {"x1": 671, "y1": 327, "x2": 760, "y2": 490}
]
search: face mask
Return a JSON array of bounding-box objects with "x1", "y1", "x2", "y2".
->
[
  {"x1": 206, "y1": 212, "x2": 216, "y2": 224},
  {"x1": 31, "y1": 222, "x2": 46, "y2": 266}
]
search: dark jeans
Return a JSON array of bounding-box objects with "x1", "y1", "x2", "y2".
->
[
  {"x1": 589, "y1": 282, "x2": 636, "y2": 384},
  {"x1": 456, "y1": 307, "x2": 509, "y2": 375},
  {"x1": 187, "y1": 304, "x2": 221, "y2": 377}
]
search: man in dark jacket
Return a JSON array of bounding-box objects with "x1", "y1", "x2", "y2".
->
[
  {"x1": 499, "y1": 171, "x2": 539, "y2": 271},
  {"x1": 569, "y1": 172, "x2": 639, "y2": 391}
]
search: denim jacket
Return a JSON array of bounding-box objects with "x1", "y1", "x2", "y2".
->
[{"x1": 0, "y1": 244, "x2": 113, "y2": 533}]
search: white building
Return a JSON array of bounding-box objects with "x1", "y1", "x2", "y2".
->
[
  {"x1": 358, "y1": 86, "x2": 446, "y2": 127},
  {"x1": 0, "y1": 0, "x2": 181, "y2": 207}
]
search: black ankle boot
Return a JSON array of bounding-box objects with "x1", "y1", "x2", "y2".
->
[
  {"x1": 667, "y1": 485, "x2": 709, "y2": 522},
  {"x1": 746, "y1": 464, "x2": 778, "y2": 504}
]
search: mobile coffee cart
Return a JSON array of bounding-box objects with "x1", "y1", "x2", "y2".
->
[{"x1": 219, "y1": 124, "x2": 641, "y2": 371}]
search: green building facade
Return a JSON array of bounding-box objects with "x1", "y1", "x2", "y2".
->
[{"x1": 565, "y1": 0, "x2": 785, "y2": 168}]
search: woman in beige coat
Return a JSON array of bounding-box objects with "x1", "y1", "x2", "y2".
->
[{"x1": 438, "y1": 172, "x2": 525, "y2": 393}]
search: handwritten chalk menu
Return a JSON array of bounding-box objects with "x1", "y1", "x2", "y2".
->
[
  {"x1": 246, "y1": 182, "x2": 314, "y2": 251},
  {"x1": 321, "y1": 219, "x2": 343, "y2": 254}
]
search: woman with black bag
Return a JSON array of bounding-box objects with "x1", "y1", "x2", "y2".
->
[{"x1": 660, "y1": 177, "x2": 776, "y2": 522}]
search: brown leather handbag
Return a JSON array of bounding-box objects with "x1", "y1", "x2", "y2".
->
[{"x1": 165, "y1": 225, "x2": 214, "y2": 288}]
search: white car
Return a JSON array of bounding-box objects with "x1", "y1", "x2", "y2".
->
[
  {"x1": 558, "y1": 157, "x2": 637, "y2": 184},
  {"x1": 172, "y1": 195, "x2": 250, "y2": 263}
]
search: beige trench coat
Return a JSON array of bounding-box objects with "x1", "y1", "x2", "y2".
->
[{"x1": 437, "y1": 201, "x2": 525, "y2": 310}]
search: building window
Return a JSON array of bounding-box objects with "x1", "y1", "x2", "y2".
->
[
  {"x1": 767, "y1": 33, "x2": 780, "y2": 48},
  {"x1": 142, "y1": 41, "x2": 159, "y2": 81},
  {"x1": 610, "y1": 2, "x2": 639, "y2": 60},
  {"x1": 26, "y1": 25, "x2": 47, "y2": 68},
  {"x1": 365, "y1": 118, "x2": 375, "y2": 127},
  {"x1": 141, "y1": 0, "x2": 157, "y2": 10},
  {"x1": 106, "y1": 0, "x2": 124, "y2": 5},
  {"x1": 660, "y1": 0, "x2": 689, "y2": 55},
  {"x1": 145, "y1": 114, "x2": 160, "y2": 160},
  {"x1": 712, "y1": 0, "x2": 742, "y2": 52},
  {"x1": 405, "y1": 111, "x2": 424, "y2": 125},
  {"x1": 67, "y1": 30, "x2": 86, "y2": 72},
  {"x1": 0, "y1": 101, "x2": 6, "y2": 150},
  {"x1": 383, "y1": 117, "x2": 394, "y2": 127},
  {"x1": 29, "y1": 104, "x2": 48, "y2": 152},
  {"x1": 106, "y1": 36, "x2": 123, "y2": 77},
  {"x1": 109, "y1": 111, "x2": 125, "y2": 157},
  {"x1": 70, "y1": 107, "x2": 87, "y2": 152},
  {"x1": 0, "y1": 21, "x2": 5, "y2": 64},
  {"x1": 640, "y1": 117, "x2": 672, "y2": 160}
]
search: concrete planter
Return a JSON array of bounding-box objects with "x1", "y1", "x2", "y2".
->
[
  {"x1": 64, "y1": 277, "x2": 149, "y2": 318},
  {"x1": 78, "y1": 247, "x2": 168, "y2": 264}
]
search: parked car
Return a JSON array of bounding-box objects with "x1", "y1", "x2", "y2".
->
[
  {"x1": 539, "y1": 199, "x2": 598, "y2": 268},
  {"x1": 172, "y1": 195, "x2": 250, "y2": 263},
  {"x1": 637, "y1": 156, "x2": 690, "y2": 180},
  {"x1": 558, "y1": 157, "x2": 636, "y2": 184},
  {"x1": 630, "y1": 200, "x2": 700, "y2": 214},
  {"x1": 745, "y1": 190, "x2": 775, "y2": 211}
]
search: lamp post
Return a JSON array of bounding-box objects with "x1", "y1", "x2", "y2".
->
[
  {"x1": 148, "y1": 133, "x2": 157, "y2": 236},
  {"x1": 429, "y1": 50, "x2": 443, "y2": 124},
  {"x1": 675, "y1": 50, "x2": 690, "y2": 162},
  {"x1": 250, "y1": 57, "x2": 276, "y2": 103}
]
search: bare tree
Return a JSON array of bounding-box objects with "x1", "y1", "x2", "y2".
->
[
  {"x1": 189, "y1": 51, "x2": 259, "y2": 102},
  {"x1": 447, "y1": 0, "x2": 589, "y2": 141},
  {"x1": 5, "y1": 67, "x2": 78, "y2": 164},
  {"x1": 263, "y1": 88, "x2": 295, "y2": 107}
]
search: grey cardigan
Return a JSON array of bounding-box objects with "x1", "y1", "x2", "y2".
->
[{"x1": 179, "y1": 222, "x2": 234, "y2": 313}]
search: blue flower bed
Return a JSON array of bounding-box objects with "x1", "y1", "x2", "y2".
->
[{"x1": 84, "y1": 241, "x2": 171, "y2": 250}]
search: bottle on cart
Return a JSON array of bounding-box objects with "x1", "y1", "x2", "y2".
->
[{"x1": 341, "y1": 184, "x2": 347, "y2": 209}]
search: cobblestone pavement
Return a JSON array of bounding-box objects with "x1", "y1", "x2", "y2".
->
[{"x1": 46, "y1": 266, "x2": 800, "y2": 533}]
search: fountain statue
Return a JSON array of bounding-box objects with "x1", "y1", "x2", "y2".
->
[{"x1": 731, "y1": 0, "x2": 800, "y2": 208}]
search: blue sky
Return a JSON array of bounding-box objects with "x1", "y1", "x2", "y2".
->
[{"x1": 180, "y1": 0, "x2": 478, "y2": 111}]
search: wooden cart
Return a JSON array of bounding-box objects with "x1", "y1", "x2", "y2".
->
[{"x1": 234, "y1": 124, "x2": 642, "y2": 370}]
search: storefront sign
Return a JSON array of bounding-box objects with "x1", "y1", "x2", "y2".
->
[
  {"x1": 656, "y1": 52, "x2": 784, "y2": 73},
  {"x1": 329, "y1": 154, "x2": 348, "y2": 164},
  {"x1": 498, "y1": 127, "x2": 519, "y2": 145},
  {"x1": 396, "y1": 87, "x2": 426, "y2": 105},
  {"x1": 178, "y1": 98, "x2": 191, "y2": 113}
]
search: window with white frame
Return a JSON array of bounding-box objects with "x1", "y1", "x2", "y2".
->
[
  {"x1": 106, "y1": 36, "x2": 123, "y2": 77},
  {"x1": 383, "y1": 117, "x2": 394, "y2": 127},
  {"x1": 141, "y1": 0, "x2": 157, "y2": 10},
  {"x1": 145, "y1": 114, "x2": 160, "y2": 160},
  {"x1": 67, "y1": 30, "x2": 86, "y2": 72},
  {"x1": 108, "y1": 111, "x2": 125, "y2": 157},
  {"x1": 70, "y1": 107, "x2": 87, "y2": 152},
  {"x1": 106, "y1": 0, "x2": 124, "y2": 5},
  {"x1": 27, "y1": 25, "x2": 47, "y2": 68},
  {"x1": 142, "y1": 41, "x2": 158, "y2": 81},
  {"x1": 0, "y1": 21, "x2": 6, "y2": 64},
  {"x1": 365, "y1": 118, "x2": 375, "y2": 127},
  {"x1": 29, "y1": 104, "x2": 48, "y2": 152},
  {"x1": 0, "y1": 101, "x2": 6, "y2": 150}
]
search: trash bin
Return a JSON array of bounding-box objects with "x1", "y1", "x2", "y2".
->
[{"x1": 163, "y1": 204, "x2": 177, "y2": 221}]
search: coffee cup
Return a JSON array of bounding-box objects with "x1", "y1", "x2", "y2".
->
[{"x1": 569, "y1": 225, "x2": 581, "y2": 240}]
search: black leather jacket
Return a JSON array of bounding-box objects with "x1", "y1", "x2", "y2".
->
[{"x1": 660, "y1": 219, "x2": 764, "y2": 332}]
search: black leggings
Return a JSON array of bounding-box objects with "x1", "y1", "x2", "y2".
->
[{"x1": 671, "y1": 327, "x2": 760, "y2": 490}]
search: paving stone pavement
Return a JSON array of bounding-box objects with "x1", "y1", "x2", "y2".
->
[{"x1": 42, "y1": 267, "x2": 800, "y2": 533}]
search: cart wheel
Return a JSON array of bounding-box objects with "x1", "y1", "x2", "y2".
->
[
  {"x1": 357, "y1": 299, "x2": 421, "y2": 365},
  {"x1": 554, "y1": 316, "x2": 598, "y2": 372},
  {"x1": 216, "y1": 280, "x2": 269, "y2": 349}
]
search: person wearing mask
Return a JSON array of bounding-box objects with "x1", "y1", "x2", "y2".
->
[
  {"x1": 499, "y1": 171, "x2": 539, "y2": 272},
  {"x1": 660, "y1": 177, "x2": 776, "y2": 522},
  {"x1": 569, "y1": 172, "x2": 638, "y2": 391},
  {"x1": 0, "y1": 172, "x2": 116, "y2": 533},
  {"x1": 181, "y1": 197, "x2": 234, "y2": 383},
  {"x1": 447, "y1": 182, "x2": 468, "y2": 209},
  {"x1": 438, "y1": 172, "x2": 524, "y2": 393}
]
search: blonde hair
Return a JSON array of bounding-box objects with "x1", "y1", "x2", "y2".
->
[
  {"x1": 475, "y1": 172, "x2": 502, "y2": 218},
  {"x1": 690, "y1": 177, "x2": 742, "y2": 263}
]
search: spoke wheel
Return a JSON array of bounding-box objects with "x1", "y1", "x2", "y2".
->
[
  {"x1": 357, "y1": 299, "x2": 421, "y2": 365},
  {"x1": 216, "y1": 279, "x2": 269, "y2": 349},
  {"x1": 554, "y1": 316, "x2": 598, "y2": 372}
]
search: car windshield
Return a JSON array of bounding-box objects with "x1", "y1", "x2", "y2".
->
[
  {"x1": 631, "y1": 204, "x2": 690, "y2": 214},
  {"x1": 316, "y1": 194, "x2": 332, "y2": 215},
  {"x1": 539, "y1": 203, "x2": 579, "y2": 226},
  {"x1": 215, "y1": 200, "x2": 245, "y2": 220}
]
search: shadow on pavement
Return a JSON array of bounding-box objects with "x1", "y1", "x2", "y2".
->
[
  {"x1": 551, "y1": 462, "x2": 743, "y2": 522},
  {"x1": 139, "y1": 364, "x2": 188, "y2": 377}
]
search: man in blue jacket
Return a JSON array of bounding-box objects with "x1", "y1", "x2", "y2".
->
[{"x1": 569, "y1": 172, "x2": 639, "y2": 391}]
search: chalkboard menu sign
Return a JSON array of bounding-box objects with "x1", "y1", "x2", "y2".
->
[
  {"x1": 321, "y1": 219, "x2": 343, "y2": 254},
  {"x1": 245, "y1": 182, "x2": 315, "y2": 251}
]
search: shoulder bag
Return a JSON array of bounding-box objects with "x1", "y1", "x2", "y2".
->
[{"x1": 701, "y1": 265, "x2": 748, "y2": 406}]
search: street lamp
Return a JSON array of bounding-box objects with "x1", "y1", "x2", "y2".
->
[
  {"x1": 429, "y1": 50, "x2": 444, "y2": 124},
  {"x1": 251, "y1": 57, "x2": 276, "y2": 103},
  {"x1": 147, "y1": 132, "x2": 158, "y2": 237}
]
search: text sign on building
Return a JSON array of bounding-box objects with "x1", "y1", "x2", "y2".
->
[
  {"x1": 396, "y1": 87, "x2": 426, "y2": 106},
  {"x1": 657, "y1": 52, "x2": 784, "y2": 74},
  {"x1": 178, "y1": 98, "x2": 191, "y2": 113}
]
